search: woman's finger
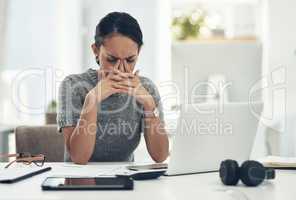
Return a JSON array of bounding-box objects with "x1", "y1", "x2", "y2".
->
[
  {"x1": 112, "y1": 69, "x2": 135, "y2": 79},
  {"x1": 116, "y1": 80, "x2": 136, "y2": 88},
  {"x1": 111, "y1": 83, "x2": 134, "y2": 95},
  {"x1": 119, "y1": 62, "x2": 125, "y2": 73},
  {"x1": 134, "y1": 69, "x2": 140, "y2": 76},
  {"x1": 123, "y1": 60, "x2": 131, "y2": 73},
  {"x1": 114, "y1": 60, "x2": 121, "y2": 70},
  {"x1": 113, "y1": 88, "x2": 128, "y2": 94},
  {"x1": 108, "y1": 74, "x2": 124, "y2": 82},
  {"x1": 123, "y1": 60, "x2": 127, "y2": 72},
  {"x1": 111, "y1": 86, "x2": 128, "y2": 94},
  {"x1": 112, "y1": 82, "x2": 130, "y2": 90}
]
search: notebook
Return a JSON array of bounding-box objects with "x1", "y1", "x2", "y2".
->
[{"x1": 259, "y1": 156, "x2": 296, "y2": 169}]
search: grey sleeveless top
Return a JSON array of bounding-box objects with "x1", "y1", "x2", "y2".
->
[{"x1": 57, "y1": 68, "x2": 164, "y2": 162}]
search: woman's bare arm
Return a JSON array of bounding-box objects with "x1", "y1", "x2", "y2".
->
[
  {"x1": 143, "y1": 99, "x2": 169, "y2": 163},
  {"x1": 144, "y1": 118, "x2": 169, "y2": 163},
  {"x1": 62, "y1": 69, "x2": 131, "y2": 164},
  {"x1": 63, "y1": 89, "x2": 98, "y2": 164}
]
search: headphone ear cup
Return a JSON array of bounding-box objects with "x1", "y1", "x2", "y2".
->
[
  {"x1": 240, "y1": 160, "x2": 265, "y2": 186},
  {"x1": 219, "y1": 159, "x2": 240, "y2": 185}
]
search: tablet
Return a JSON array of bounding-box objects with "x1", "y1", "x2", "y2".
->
[
  {"x1": 42, "y1": 176, "x2": 134, "y2": 190},
  {"x1": 0, "y1": 167, "x2": 51, "y2": 184}
]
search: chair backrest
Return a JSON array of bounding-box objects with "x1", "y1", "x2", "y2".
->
[{"x1": 15, "y1": 125, "x2": 64, "y2": 162}]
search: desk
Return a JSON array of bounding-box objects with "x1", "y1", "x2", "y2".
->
[{"x1": 0, "y1": 162, "x2": 296, "y2": 200}]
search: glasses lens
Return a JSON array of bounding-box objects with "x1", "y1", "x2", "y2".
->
[
  {"x1": 33, "y1": 156, "x2": 45, "y2": 167},
  {"x1": 33, "y1": 160, "x2": 44, "y2": 167},
  {"x1": 22, "y1": 160, "x2": 31, "y2": 165}
]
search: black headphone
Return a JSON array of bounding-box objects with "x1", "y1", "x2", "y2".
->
[{"x1": 219, "y1": 159, "x2": 275, "y2": 186}]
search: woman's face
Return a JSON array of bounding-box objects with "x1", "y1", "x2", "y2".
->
[{"x1": 92, "y1": 34, "x2": 139, "y2": 73}]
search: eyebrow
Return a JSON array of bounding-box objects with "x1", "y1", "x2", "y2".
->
[{"x1": 107, "y1": 54, "x2": 137, "y2": 60}]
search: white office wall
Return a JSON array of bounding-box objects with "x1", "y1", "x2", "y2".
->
[
  {"x1": 0, "y1": 0, "x2": 8, "y2": 68},
  {"x1": 265, "y1": 0, "x2": 296, "y2": 108},
  {"x1": 260, "y1": 0, "x2": 296, "y2": 156},
  {"x1": 56, "y1": 0, "x2": 83, "y2": 75},
  {"x1": 1, "y1": 0, "x2": 83, "y2": 125},
  {"x1": 5, "y1": 0, "x2": 58, "y2": 68},
  {"x1": 4, "y1": 0, "x2": 83, "y2": 72}
]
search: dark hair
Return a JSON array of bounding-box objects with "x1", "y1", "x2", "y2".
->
[{"x1": 95, "y1": 12, "x2": 143, "y2": 49}]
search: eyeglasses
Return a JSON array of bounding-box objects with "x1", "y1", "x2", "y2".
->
[{"x1": 0, "y1": 153, "x2": 46, "y2": 169}]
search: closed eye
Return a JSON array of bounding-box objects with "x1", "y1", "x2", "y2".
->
[
  {"x1": 107, "y1": 58, "x2": 118, "y2": 63},
  {"x1": 126, "y1": 59, "x2": 135, "y2": 63}
]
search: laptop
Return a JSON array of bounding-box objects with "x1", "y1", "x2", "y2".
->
[{"x1": 165, "y1": 102, "x2": 263, "y2": 176}]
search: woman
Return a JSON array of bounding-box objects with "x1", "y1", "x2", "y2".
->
[{"x1": 57, "y1": 12, "x2": 169, "y2": 164}]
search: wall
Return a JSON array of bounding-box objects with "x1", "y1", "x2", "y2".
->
[
  {"x1": 261, "y1": 0, "x2": 296, "y2": 156},
  {"x1": 1, "y1": 0, "x2": 83, "y2": 125},
  {"x1": 4, "y1": 0, "x2": 83, "y2": 72},
  {"x1": 0, "y1": 0, "x2": 8, "y2": 68}
]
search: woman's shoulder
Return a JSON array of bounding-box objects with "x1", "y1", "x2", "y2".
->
[
  {"x1": 139, "y1": 75, "x2": 155, "y2": 86},
  {"x1": 139, "y1": 75, "x2": 155, "y2": 85},
  {"x1": 139, "y1": 76, "x2": 159, "y2": 95},
  {"x1": 61, "y1": 68, "x2": 97, "y2": 87}
]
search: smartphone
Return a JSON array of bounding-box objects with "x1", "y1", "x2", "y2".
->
[
  {"x1": 127, "y1": 163, "x2": 168, "y2": 171},
  {"x1": 42, "y1": 176, "x2": 133, "y2": 190}
]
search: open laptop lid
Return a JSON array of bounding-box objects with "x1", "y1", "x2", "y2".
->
[{"x1": 166, "y1": 102, "x2": 263, "y2": 176}]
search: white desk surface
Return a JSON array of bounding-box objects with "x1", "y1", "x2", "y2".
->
[{"x1": 0, "y1": 162, "x2": 296, "y2": 200}]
